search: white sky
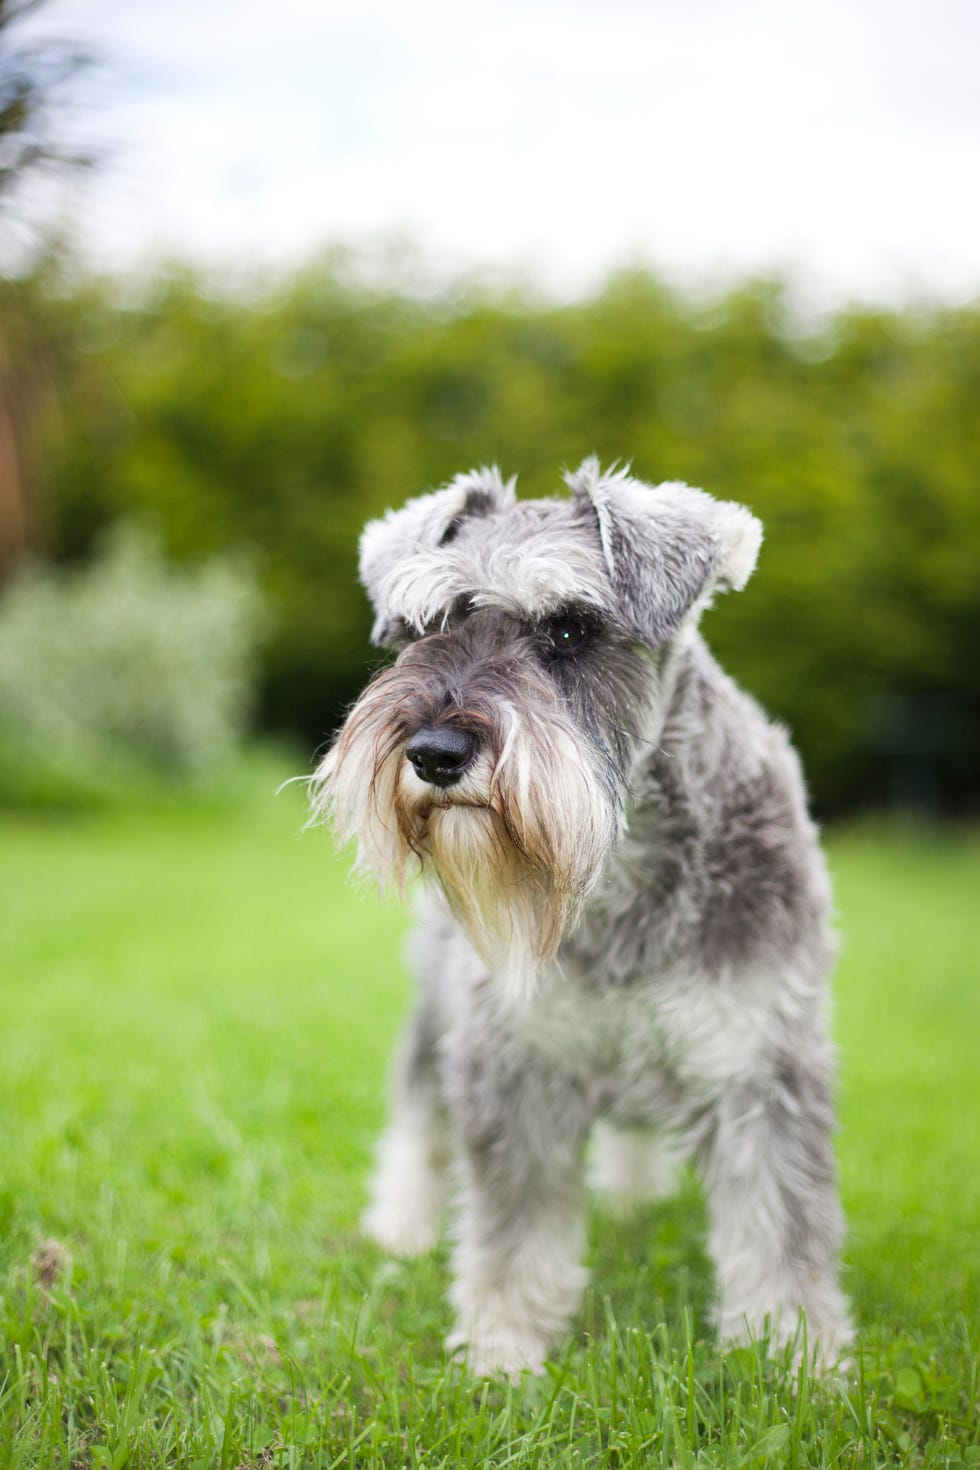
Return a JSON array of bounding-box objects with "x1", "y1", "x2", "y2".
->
[{"x1": 10, "y1": 0, "x2": 980, "y2": 305}]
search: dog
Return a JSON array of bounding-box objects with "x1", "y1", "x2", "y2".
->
[{"x1": 313, "y1": 458, "x2": 851, "y2": 1378}]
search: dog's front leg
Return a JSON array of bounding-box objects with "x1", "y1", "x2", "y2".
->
[
  {"x1": 362, "y1": 989, "x2": 451, "y2": 1258},
  {"x1": 700, "y1": 1058, "x2": 852, "y2": 1365},
  {"x1": 445, "y1": 1031, "x2": 592, "y2": 1379}
]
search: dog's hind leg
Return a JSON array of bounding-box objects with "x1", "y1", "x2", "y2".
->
[
  {"x1": 362, "y1": 992, "x2": 451, "y2": 1258},
  {"x1": 699, "y1": 1055, "x2": 852, "y2": 1365},
  {"x1": 588, "y1": 1121, "x2": 687, "y2": 1216}
]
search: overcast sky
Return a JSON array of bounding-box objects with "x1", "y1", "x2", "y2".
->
[{"x1": 12, "y1": 0, "x2": 980, "y2": 305}]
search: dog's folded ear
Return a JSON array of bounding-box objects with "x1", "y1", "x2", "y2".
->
[
  {"x1": 359, "y1": 466, "x2": 517, "y2": 644},
  {"x1": 565, "y1": 457, "x2": 763, "y2": 646}
]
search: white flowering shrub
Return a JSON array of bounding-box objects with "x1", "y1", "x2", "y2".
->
[{"x1": 0, "y1": 524, "x2": 266, "y2": 779}]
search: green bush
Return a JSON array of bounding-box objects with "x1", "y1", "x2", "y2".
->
[
  {"x1": 0, "y1": 521, "x2": 265, "y2": 794},
  {"x1": 8, "y1": 255, "x2": 980, "y2": 811}
]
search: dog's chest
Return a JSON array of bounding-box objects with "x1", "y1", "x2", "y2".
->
[
  {"x1": 522, "y1": 961, "x2": 777, "y2": 1116},
  {"x1": 566, "y1": 826, "x2": 699, "y2": 985}
]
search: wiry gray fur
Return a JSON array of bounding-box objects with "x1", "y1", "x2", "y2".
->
[{"x1": 313, "y1": 458, "x2": 851, "y2": 1379}]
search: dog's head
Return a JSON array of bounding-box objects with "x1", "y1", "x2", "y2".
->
[{"x1": 313, "y1": 459, "x2": 761, "y2": 995}]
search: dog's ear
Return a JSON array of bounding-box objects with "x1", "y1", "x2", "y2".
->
[
  {"x1": 359, "y1": 466, "x2": 517, "y2": 644},
  {"x1": 565, "y1": 458, "x2": 762, "y2": 646}
]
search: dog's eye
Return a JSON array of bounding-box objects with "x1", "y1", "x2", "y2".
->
[{"x1": 543, "y1": 615, "x2": 590, "y2": 657}]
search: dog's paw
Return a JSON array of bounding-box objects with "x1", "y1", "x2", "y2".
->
[
  {"x1": 445, "y1": 1317, "x2": 548, "y2": 1381},
  {"x1": 361, "y1": 1198, "x2": 439, "y2": 1258},
  {"x1": 719, "y1": 1300, "x2": 854, "y2": 1377},
  {"x1": 362, "y1": 1121, "x2": 447, "y2": 1257}
]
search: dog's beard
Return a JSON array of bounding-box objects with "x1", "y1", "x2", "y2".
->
[{"x1": 313, "y1": 683, "x2": 618, "y2": 999}]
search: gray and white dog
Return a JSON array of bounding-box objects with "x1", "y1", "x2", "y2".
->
[{"x1": 313, "y1": 458, "x2": 851, "y2": 1378}]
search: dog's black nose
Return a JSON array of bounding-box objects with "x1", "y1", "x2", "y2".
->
[{"x1": 405, "y1": 726, "x2": 477, "y2": 788}]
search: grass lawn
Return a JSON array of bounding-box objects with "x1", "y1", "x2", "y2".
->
[{"x1": 1, "y1": 750, "x2": 977, "y2": 1467}]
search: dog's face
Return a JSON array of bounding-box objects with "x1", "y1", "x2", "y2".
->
[{"x1": 314, "y1": 459, "x2": 761, "y2": 995}]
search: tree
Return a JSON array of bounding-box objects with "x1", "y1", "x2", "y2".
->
[
  {"x1": 0, "y1": 2, "x2": 96, "y2": 568},
  {"x1": 0, "y1": 0, "x2": 92, "y2": 201}
]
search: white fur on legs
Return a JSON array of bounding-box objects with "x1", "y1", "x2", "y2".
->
[
  {"x1": 362, "y1": 1111, "x2": 449, "y2": 1258},
  {"x1": 588, "y1": 1122, "x2": 686, "y2": 1216},
  {"x1": 703, "y1": 1087, "x2": 853, "y2": 1369},
  {"x1": 713, "y1": 1225, "x2": 853, "y2": 1369},
  {"x1": 446, "y1": 1186, "x2": 588, "y2": 1380}
]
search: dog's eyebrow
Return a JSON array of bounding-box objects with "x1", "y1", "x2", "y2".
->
[{"x1": 377, "y1": 527, "x2": 615, "y2": 636}]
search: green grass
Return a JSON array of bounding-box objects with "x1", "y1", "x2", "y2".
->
[{"x1": 0, "y1": 752, "x2": 977, "y2": 1467}]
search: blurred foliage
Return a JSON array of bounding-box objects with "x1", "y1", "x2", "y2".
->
[
  {"x1": 0, "y1": 518, "x2": 265, "y2": 799},
  {"x1": 3, "y1": 251, "x2": 978, "y2": 813},
  {"x1": 0, "y1": 0, "x2": 94, "y2": 198}
]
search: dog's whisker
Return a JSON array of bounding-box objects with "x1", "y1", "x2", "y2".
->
[
  {"x1": 276, "y1": 772, "x2": 315, "y2": 795},
  {"x1": 608, "y1": 722, "x2": 676, "y2": 758}
]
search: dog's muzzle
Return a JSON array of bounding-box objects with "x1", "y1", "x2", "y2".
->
[{"x1": 405, "y1": 726, "x2": 477, "y2": 788}]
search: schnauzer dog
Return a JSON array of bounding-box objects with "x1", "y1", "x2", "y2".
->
[{"x1": 313, "y1": 459, "x2": 851, "y2": 1378}]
